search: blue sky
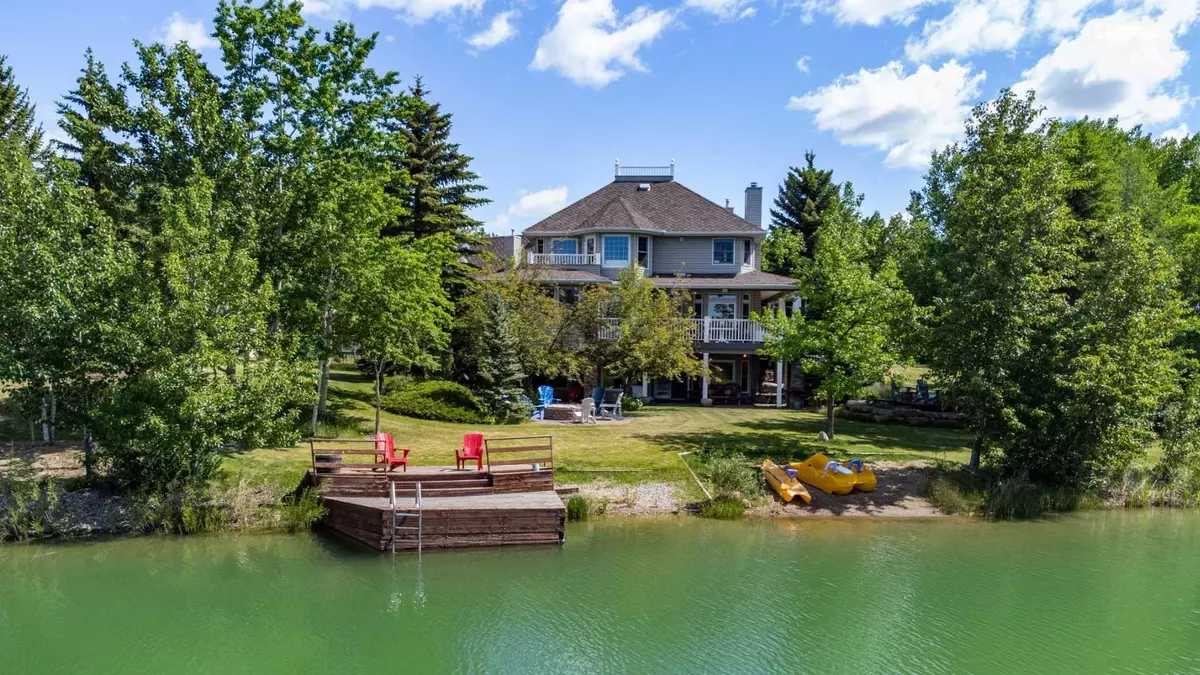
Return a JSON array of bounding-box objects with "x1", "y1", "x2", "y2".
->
[{"x1": 3, "y1": 0, "x2": 1199, "y2": 233}]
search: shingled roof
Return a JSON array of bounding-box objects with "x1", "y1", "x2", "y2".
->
[{"x1": 524, "y1": 180, "x2": 763, "y2": 235}]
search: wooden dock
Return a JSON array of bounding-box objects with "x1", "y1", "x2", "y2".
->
[{"x1": 311, "y1": 435, "x2": 565, "y2": 552}]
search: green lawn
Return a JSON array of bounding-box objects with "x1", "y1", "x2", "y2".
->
[{"x1": 224, "y1": 367, "x2": 974, "y2": 489}]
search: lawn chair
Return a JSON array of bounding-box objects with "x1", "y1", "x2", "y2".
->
[
  {"x1": 373, "y1": 433, "x2": 409, "y2": 472},
  {"x1": 890, "y1": 379, "x2": 902, "y2": 402},
  {"x1": 576, "y1": 397, "x2": 597, "y2": 424},
  {"x1": 599, "y1": 390, "x2": 624, "y2": 419},
  {"x1": 916, "y1": 379, "x2": 938, "y2": 405},
  {"x1": 532, "y1": 385, "x2": 558, "y2": 420},
  {"x1": 456, "y1": 432, "x2": 484, "y2": 471}
]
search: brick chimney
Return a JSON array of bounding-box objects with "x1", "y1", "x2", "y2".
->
[{"x1": 744, "y1": 182, "x2": 762, "y2": 226}]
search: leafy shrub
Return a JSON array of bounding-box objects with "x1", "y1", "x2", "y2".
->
[
  {"x1": 0, "y1": 472, "x2": 66, "y2": 539},
  {"x1": 381, "y1": 380, "x2": 488, "y2": 424},
  {"x1": 699, "y1": 495, "x2": 745, "y2": 519},
  {"x1": 623, "y1": 397, "x2": 644, "y2": 412},
  {"x1": 280, "y1": 488, "x2": 326, "y2": 532},
  {"x1": 703, "y1": 452, "x2": 760, "y2": 497},
  {"x1": 566, "y1": 495, "x2": 590, "y2": 521}
]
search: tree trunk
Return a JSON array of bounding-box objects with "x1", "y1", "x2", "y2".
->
[
  {"x1": 41, "y1": 389, "x2": 50, "y2": 444},
  {"x1": 48, "y1": 386, "x2": 56, "y2": 444},
  {"x1": 969, "y1": 433, "x2": 982, "y2": 473},
  {"x1": 310, "y1": 358, "x2": 331, "y2": 436},
  {"x1": 317, "y1": 358, "x2": 331, "y2": 419},
  {"x1": 825, "y1": 394, "x2": 836, "y2": 439},
  {"x1": 373, "y1": 362, "x2": 383, "y2": 435},
  {"x1": 83, "y1": 425, "x2": 94, "y2": 481}
]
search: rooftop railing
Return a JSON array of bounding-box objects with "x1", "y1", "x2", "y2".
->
[{"x1": 614, "y1": 160, "x2": 675, "y2": 181}]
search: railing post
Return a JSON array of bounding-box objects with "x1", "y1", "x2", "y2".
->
[{"x1": 703, "y1": 316, "x2": 711, "y2": 343}]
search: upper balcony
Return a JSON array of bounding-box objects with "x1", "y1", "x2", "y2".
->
[
  {"x1": 527, "y1": 252, "x2": 598, "y2": 266},
  {"x1": 599, "y1": 317, "x2": 768, "y2": 344}
]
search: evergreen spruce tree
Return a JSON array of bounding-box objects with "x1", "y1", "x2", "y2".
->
[
  {"x1": 386, "y1": 76, "x2": 489, "y2": 242},
  {"x1": 477, "y1": 290, "x2": 526, "y2": 421},
  {"x1": 763, "y1": 151, "x2": 842, "y2": 277},
  {"x1": 0, "y1": 54, "x2": 44, "y2": 155}
]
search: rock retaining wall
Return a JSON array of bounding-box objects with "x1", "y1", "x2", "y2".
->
[{"x1": 839, "y1": 400, "x2": 965, "y2": 429}]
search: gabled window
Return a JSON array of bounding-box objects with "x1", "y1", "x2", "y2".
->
[
  {"x1": 713, "y1": 238, "x2": 735, "y2": 265},
  {"x1": 602, "y1": 235, "x2": 630, "y2": 268}
]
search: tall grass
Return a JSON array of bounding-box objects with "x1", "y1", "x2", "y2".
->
[
  {"x1": 699, "y1": 495, "x2": 746, "y2": 519},
  {"x1": 565, "y1": 495, "x2": 590, "y2": 521},
  {"x1": 926, "y1": 463, "x2": 1084, "y2": 519}
]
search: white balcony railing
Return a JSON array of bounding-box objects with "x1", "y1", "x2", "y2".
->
[
  {"x1": 527, "y1": 252, "x2": 598, "y2": 266},
  {"x1": 599, "y1": 317, "x2": 767, "y2": 343}
]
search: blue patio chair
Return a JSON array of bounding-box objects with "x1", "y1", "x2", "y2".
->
[
  {"x1": 591, "y1": 386, "x2": 605, "y2": 406},
  {"x1": 916, "y1": 379, "x2": 938, "y2": 404},
  {"x1": 532, "y1": 385, "x2": 557, "y2": 420},
  {"x1": 890, "y1": 379, "x2": 902, "y2": 402}
]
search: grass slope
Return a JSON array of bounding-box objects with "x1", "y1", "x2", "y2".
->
[{"x1": 225, "y1": 367, "x2": 973, "y2": 492}]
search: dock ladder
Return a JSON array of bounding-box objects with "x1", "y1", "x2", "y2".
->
[{"x1": 388, "y1": 480, "x2": 423, "y2": 554}]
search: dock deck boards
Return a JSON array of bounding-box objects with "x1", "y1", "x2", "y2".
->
[
  {"x1": 327, "y1": 491, "x2": 566, "y2": 512},
  {"x1": 315, "y1": 462, "x2": 565, "y2": 552}
]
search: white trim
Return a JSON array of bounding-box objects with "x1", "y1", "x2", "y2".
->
[
  {"x1": 602, "y1": 234, "x2": 631, "y2": 268},
  {"x1": 712, "y1": 238, "x2": 736, "y2": 266}
]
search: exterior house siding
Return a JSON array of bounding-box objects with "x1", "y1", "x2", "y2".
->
[{"x1": 653, "y1": 236, "x2": 753, "y2": 276}]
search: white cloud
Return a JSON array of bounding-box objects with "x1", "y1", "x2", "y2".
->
[
  {"x1": 302, "y1": 0, "x2": 482, "y2": 24},
  {"x1": 154, "y1": 13, "x2": 218, "y2": 50},
  {"x1": 531, "y1": 0, "x2": 674, "y2": 88},
  {"x1": 905, "y1": 0, "x2": 1028, "y2": 61},
  {"x1": 1162, "y1": 122, "x2": 1191, "y2": 140},
  {"x1": 385, "y1": 34, "x2": 396, "y2": 42},
  {"x1": 796, "y1": 56, "x2": 811, "y2": 72},
  {"x1": 1016, "y1": 6, "x2": 1196, "y2": 126},
  {"x1": 468, "y1": 11, "x2": 519, "y2": 50},
  {"x1": 685, "y1": 0, "x2": 757, "y2": 21},
  {"x1": 1031, "y1": 0, "x2": 1103, "y2": 33},
  {"x1": 798, "y1": 0, "x2": 943, "y2": 26},
  {"x1": 788, "y1": 60, "x2": 985, "y2": 168},
  {"x1": 493, "y1": 186, "x2": 570, "y2": 229}
]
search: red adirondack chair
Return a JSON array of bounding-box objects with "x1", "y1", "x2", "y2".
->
[
  {"x1": 456, "y1": 433, "x2": 484, "y2": 471},
  {"x1": 373, "y1": 433, "x2": 409, "y2": 472}
]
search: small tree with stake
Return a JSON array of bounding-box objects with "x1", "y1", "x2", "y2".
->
[
  {"x1": 345, "y1": 236, "x2": 452, "y2": 434},
  {"x1": 757, "y1": 211, "x2": 917, "y2": 439}
]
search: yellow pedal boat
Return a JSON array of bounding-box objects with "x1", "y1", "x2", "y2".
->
[
  {"x1": 762, "y1": 459, "x2": 812, "y2": 504},
  {"x1": 842, "y1": 458, "x2": 877, "y2": 492},
  {"x1": 789, "y1": 453, "x2": 876, "y2": 495}
]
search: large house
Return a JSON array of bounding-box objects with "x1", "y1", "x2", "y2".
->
[{"x1": 487, "y1": 162, "x2": 802, "y2": 406}]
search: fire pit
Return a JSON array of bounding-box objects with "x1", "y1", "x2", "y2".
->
[{"x1": 542, "y1": 404, "x2": 580, "y2": 422}]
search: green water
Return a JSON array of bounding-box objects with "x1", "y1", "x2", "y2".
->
[{"x1": 2, "y1": 512, "x2": 1200, "y2": 674}]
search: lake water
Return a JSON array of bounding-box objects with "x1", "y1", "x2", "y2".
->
[{"x1": 2, "y1": 511, "x2": 1199, "y2": 673}]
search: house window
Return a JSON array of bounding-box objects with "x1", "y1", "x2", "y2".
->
[
  {"x1": 713, "y1": 238, "x2": 735, "y2": 265},
  {"x1": 741, "y1": 294, "x2": 750, "y2": 319},
  {"x1": 743, "y1": 239, "x2": 752, "y2": 265},
  {"x1": 637, "y1": 236, "x2": 649, "y2": 267},
  {"x1": 584, "y1": 237, "x2": 596, "y2": 257},
  {"x1": 740, "y1": 357, "x2": 750, "y2": 392},
  {"x1": 708, "y1": 294, "x2": 736, "y2": 319},
  {"x1": 536, "y1": 238, "x2": 545, "y2": 254},
  {"x1": 559, "y1": 287, "x2": 579, "y2": 304},
  {"x1": 603, "y1": 235, "x2": 629, "y2": 268},
  {"x1": 551, "y1": 239, "x2": 577, "y2": 254},
  {"x1": 692, "y1": 294, "x2": 702, "y2": 318}
]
